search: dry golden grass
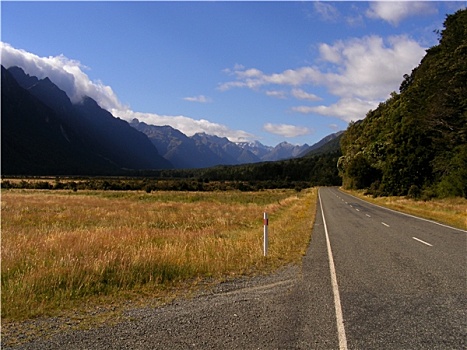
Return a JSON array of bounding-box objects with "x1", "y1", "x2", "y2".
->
[
  {"x1": 1, "y1": 188, "x2": 317, "y2": 320},
  {"x1": 342, "y1": 189, "x2": 467, "y2": 230}
]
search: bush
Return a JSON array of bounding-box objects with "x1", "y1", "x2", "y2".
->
[
  {"x1": 421, "y1": 188, "x2": 436, "y2": 202},
  {"x1": 407, "y1": 185, "x2": 421, "y2": 199}
]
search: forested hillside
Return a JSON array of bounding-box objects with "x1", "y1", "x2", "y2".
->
[{"x1": 339, "y1": 9, "x2": 467, "y2": 199}]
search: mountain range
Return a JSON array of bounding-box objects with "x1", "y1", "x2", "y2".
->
[
  {"x1": 2, "y1": 66, "x2": 171, "y2": 175},
  {"x1": 130, "y1": 119, "x2": 319, "y2": 169},
  {"x1": 1, "y1": 65, "x2": 342, "y2": 175}
]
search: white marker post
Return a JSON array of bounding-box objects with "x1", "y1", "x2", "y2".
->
[{"x1": 263, "y1": 212, "x2": 268, "y2": 257}]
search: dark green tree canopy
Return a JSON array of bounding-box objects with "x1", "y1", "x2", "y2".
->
[{"x1": 339, "y1": 9, "x2": 467, "y2": 198}]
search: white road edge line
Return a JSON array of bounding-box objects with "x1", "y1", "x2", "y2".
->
[
  {"x1": 319, "y1": 190, "x2": 348, "y2": 350},
  {"x1": 340, "y1": 189, "x2": 467, "y2": 233},
  {"x1": 381, "y1": 222, "x2": 390, "y2": 227},
  {"x1": 412, "y1": 237, "x2": 433, "y2": 247}
]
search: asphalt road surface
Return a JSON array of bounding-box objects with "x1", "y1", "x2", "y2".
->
[
  {"x1": 317, "y1": 187, "x2": 466, "y2": 349},
  {"x1": 5, "y1": 187, "x2": 466, "y2": 349}
]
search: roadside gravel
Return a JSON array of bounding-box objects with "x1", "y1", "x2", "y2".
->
[{"x1": 3, "y1": 265, "x2": 310, "y2": 350}]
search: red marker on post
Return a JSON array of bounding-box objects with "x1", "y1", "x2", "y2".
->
[{"x1": 263, "y1": 212, "x2": 268, "y2": 257}]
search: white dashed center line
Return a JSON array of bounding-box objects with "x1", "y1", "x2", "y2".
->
[
  {"x1": 381, "y1": 222, "x2": 390, "y2": 227},
  {"x1": 412, "y1": 237, "x2": 433, "y2": 246}
]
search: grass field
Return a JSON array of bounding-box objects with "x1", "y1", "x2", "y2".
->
[
  {"x1": 4, "y1": 185, "x2": 463, "y2": 324},
  {"x1": 1, "y1": 188, "x2": 317, "y2": 321}
]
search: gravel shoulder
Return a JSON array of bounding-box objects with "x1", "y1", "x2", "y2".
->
[{"x1": 3, "y1": 266, "x2": 304, "y2": 350}]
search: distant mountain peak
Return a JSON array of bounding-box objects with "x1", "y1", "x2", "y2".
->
[
  {"x1": 276, "y1": 141, "x2": 294, "y2": 148},
  {"x1": 2, "y1": 66, "x2": 172, "y2": 174}
]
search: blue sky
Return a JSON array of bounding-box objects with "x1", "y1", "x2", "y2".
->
[{"x1": 1, "y1": 1, "x2": 465, "y2": 146}]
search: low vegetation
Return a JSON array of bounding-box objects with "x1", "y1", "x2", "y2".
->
[
  {"x1": 0, "y1": 177, "x2": 313, "y2": 192},
  {"x1": 1, "y1": 188, "x2": 317, "y2": 321}
]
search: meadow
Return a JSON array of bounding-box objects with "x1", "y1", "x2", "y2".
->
[
  {"x1": 3, "y1": 185, "x2": 464, "y2": 324},
  {"x1": 1, "y1": 188, "x2": 317, "y2": 321}
]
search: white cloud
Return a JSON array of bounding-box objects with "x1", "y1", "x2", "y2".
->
[
  {"x1": 321, "y1": 35, "x2": 426, "y2": 100},
  {"x1": 1, "y1": 42, "x2": 254, "y2": 142},
  {"x1": 112, "y1": 109, "x2": 254, "y2": 143},
  {"x1": 291, "y1": 98, "x2": 378, "y2": 123},
  {"x1": 366, "y1": 2, "x2": 437, "y2": 26},
  {"x1": 346, "y1": 13, "x2": 364, "y2": 27},
  {"x1": 319, "y1": 43, "x2": 342, "y2": 64},
  {"x1": 265, "y1": 90, "x2": 287, "y2": 99},
  {"x1": 218, "y1": 65, "x2": 322, "y2": 91},
  {"x1": 221, "y1": 35, "x2": 424, "y2": 101},
  {"x1": 183, "y1": 95, "x2": 212, "y2": 103},
  {"x1": 0, "y1": 42, "x2": 124, "y2": 111},
  {"x1": 313, "y1": 2, "x2": 340, "y2": 22},
  {"x1": 221, "y1": 34, "x2": 425, "y2": 122},
  {"x1": 291, "y1": 88, "x2": 321, "y2": 101},
  {"x1": 263, "y1": 123, "x2": 312, "y2": 138}
]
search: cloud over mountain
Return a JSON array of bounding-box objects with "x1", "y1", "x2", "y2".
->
[
  {"x1": 263, "y1": 123, "x2": 312, "y2": 138},
  {"x1": 113, "y1": 109, "x2": 254, "y2": 142},
  {"x1": 1, "y1": 42, "x2": 252, "y2": 142},
  {"x1": 0, "y1": 42, "x2": 124, "y2": 111},
  {"x1": 292, "y1": 98, "x2": 377, "y2": 123}
]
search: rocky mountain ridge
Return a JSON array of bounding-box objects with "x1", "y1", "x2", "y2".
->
[
  {"x1": 2, "y1": 66, "x2": 172, "y2": 174},
  {"x1": 2, "y1": 65, "x2": 343, "y2": 174},
  {"x1": 130, "y1": 119, "x2": 322, "y2": 169}
]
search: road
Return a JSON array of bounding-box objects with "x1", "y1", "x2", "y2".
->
[
  {"x1": 5, "y1": 187, "x2": 466, "y2": 349},
  {"x1": 316, "y1": 187, "x2": 466, "y2": 349}
]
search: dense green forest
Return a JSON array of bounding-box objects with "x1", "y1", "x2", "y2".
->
[
  {"x1": 2, "y1": 149, "x2": 341, "y2": 192},
  {"x1": 339, "y1": 9, "x2": 467, "y2": 199}
]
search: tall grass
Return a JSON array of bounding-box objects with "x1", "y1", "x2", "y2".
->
[{"x1": 1, "y1": 188, "x2": 317, "y2": 320}]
